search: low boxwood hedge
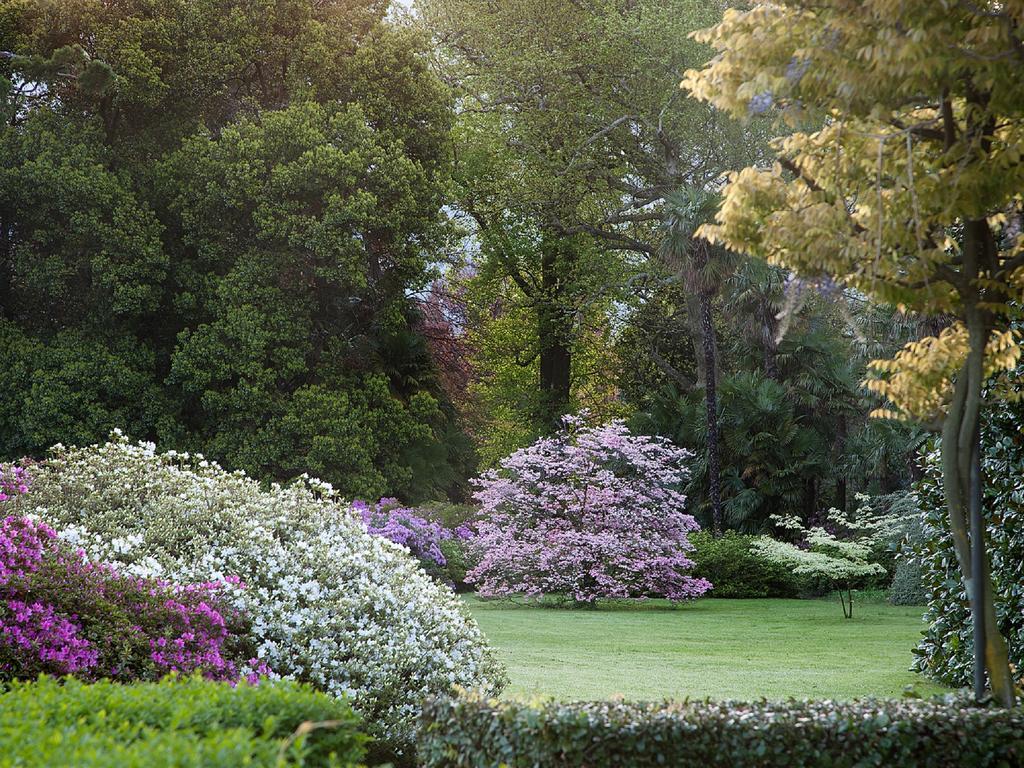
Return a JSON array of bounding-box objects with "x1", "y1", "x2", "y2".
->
[
  {"x1": 0, "y1": 676, "x2": 367, "y2": 767},
  {"x1": 419, "y1": 694, "x2": 1024, "y2": 767}
]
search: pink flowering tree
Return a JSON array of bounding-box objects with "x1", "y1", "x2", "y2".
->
[{"x1": 468, "y1": 417, "x2": 712, "y2": 603}]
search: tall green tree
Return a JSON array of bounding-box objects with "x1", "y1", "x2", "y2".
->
[
  {"x1": 684, "y1": 0, "x2": 1024, "y2": 704},
  {"x1": 0, "y1": 1, "x2": 471, "y2": 501},
  {"x1": 420, "y1": 0, "x2": 764, "y2": 472}
]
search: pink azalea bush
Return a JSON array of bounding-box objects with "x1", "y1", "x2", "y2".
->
[
  {"x1": 0, "y1": 515, "x2": 266, "y2": 683},
  {"x1": 468, "y1": 417, "x2": 713, "y2": 603}
]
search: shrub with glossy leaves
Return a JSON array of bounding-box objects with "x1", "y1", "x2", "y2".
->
[
  {"x1": 0, "y1": 676, "x2": 365, "y2": 768},
  {"x1": 468, "y1": 417, "x2": 711, "y2": 603},
  {"x1": 419, "y1": 694, "x2": 1024, "y2": 768},
  {"x1": 9, "y1": 435, "x2": 506, "y2": 749},
  {"x1": 912, "y1": 392, "x2": 1024, "y2": 686}
]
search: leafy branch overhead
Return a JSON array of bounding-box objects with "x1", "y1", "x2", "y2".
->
[{"x1": 683, "y1": 0, "x2": 1024, "y2": 704}]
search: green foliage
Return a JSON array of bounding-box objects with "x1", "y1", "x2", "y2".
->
[
  {"x1": 889, "y1": 558, "x2": 927, "y2": 607},
  {"x1": 0, "y1": 2, "x2": 472, "y2": 501},
  {"x1": 912, "y1": 390, "x2": 1024, "y2": 686},
  {"x1": 0, "y1": 676, "x2": 366, "y2": 768},
  {"x1": 688, "y1": 531, "x2": 801, "y2": 599},
  {"x1": 438, "y1": 538, "x2": 474, "y2": 593},
  {"x1": 419, "y1": 694, "x2": 1024, "y2": 768},
  {"x1": 626, "y1": 272, "x2": 923, "y2": 533},
  {"x1": 885, "y1": 493, "x2": 929, "y2": 607}
]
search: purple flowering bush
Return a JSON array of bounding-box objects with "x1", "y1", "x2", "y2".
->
[
  {"x1": 468, "y1": 417, "x2": 713, "y2": 604},
  {"x1": 357, "y1": 499, "x2": 484, "y2": 590},
  {"x1": 0, "y1": 463, "x2": 30, "y2": 503},
  {"x1": 0, "y1": 516, "x2": 265, "y2": 683},
  {"x1": 356, "y1": 498, "x2": 451, "y2": 568}
]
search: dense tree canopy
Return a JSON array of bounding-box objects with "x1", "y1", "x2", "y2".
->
[
  {"x1": 0, "y1": 0, "x2": 961, "y2": 525},
  {"x1": 0, "y1": 0, "x2": 472, "y2": 501}
]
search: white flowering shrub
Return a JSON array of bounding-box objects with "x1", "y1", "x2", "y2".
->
[
  {"x1": 10, "y1": 434, "x2": 506, "y2": 747},
  {"x1": 751, "y1": 501, "x2": 904, "y2": 619}
]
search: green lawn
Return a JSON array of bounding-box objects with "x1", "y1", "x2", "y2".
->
[{"x1": 464, "y1": 595, "x2": 950, "y2": 701}]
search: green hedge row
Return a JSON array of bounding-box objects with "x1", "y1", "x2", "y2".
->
[
  {"x1": 419, "y1": 695, "x2": 1024, "y2": 768},
  {"x1": 0, "y1": 676, "x2": 366, "y2": 767}
]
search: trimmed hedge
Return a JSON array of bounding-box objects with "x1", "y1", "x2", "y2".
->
[
  {"x1": 0, "y1": 676, "x2": 366, "y2": 767},
  {"x1": 419, "y1": 695, "x2": 1024, "y2": 767}
]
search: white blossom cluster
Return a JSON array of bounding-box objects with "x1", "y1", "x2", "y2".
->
[{"x1": 11, "y1": 433, "x2": 506, "y2": 746}]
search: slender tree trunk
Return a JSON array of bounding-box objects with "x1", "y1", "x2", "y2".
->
[
  {"x1": 940, "y1": 303, "x2": 1015, "y2": 706},
  {"x1": 698, "y1": 289, "x2": 722, "y2": 536},
  {"x1": 691, "y1": 241, "x2": 722, "y2": 536},
  {"x1": 835, "y1": 415, "x2": 848, "y2": 512},
  {"x1": 538, "y1": 239, "x2": 572, "y2": 430},
  {"x1": 686, "y1": 291, "x2": 707, "y2": 388}
]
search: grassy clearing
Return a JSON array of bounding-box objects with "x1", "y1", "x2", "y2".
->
[{"x1": 464, "y1": 595, "x2": 950, "y2": 701}]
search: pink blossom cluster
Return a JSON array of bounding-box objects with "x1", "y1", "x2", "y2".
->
[
  {"x1": 468, "y1": 417, "x2": 713, "y2": 603},
  {"x1": 1, "y1": 599, "x2": 98, "y2": 673},
  {"x1": 0, "y1": 516, "x2": 266, "y2": 683}
]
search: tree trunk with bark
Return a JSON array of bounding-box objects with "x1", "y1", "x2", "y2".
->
[
  {"x1": 939, "y1": 219, "x2": 1016, "y2": 706},
  {"x1": 691, "y1": 241, "x2": 723, "y2": 536},
  {"x1": 538, "y1": 238, "x2": 572, "y2": 430}
]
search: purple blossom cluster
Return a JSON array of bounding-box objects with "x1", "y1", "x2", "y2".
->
[
  {"x1": 356, "y1": 498, "x2": 452, "y2": 567},
  {"x1": 468, "y1": 417, "x2": 713, "y2": 604},
  {"x1": 0, "y1": 516, "x2": 266, "y2": 683},
  {"x1": 0, "y1": 463, "x2": 30, "y2": 503},
  {"x1": 2, "y1": 599, "x2": 98, "y2": 673}
]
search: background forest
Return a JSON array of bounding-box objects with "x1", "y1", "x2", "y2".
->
[{"x1": 0, "y1": 0, "x2": 929, "y2": 530}]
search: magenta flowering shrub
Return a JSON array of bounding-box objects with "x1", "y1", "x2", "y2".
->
[
  {"x1": 356, "y1": 498, "x2": 451, "y2": 567},
  {"x1": 0, "y1": 516, "x2": 265, "y2": 683},
  {"x1": 468, "y1": 417, "x2": 713, "y2": 603}
]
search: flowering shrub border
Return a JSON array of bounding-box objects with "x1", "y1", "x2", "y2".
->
[
  {"x1": 11, "y1": 434, "x2": 505, "y2": 748},
  {"x1": 0, "y1": 516, "x2": 262, "y2": 683}
]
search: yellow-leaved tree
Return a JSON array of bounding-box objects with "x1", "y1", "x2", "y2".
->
[{"x1": 683, "y1": 1, "x2": 1024, "y2": 704}]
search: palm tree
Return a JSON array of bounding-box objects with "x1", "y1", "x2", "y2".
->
[{"x1": 658, "y1": 188, "x2": 731, "y2": 536}]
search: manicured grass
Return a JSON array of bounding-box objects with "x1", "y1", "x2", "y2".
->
[{"x1": 464, "y1": 595, "x2": 950, "y2": 701}]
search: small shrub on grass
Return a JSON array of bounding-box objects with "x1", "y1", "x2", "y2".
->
[
  {"x1": 0, "y1": 675, "x2": 366, "y2": 767},
  {"x1": 419, "y1": 695, "x2": 1024, "y2": 768},
  {"x1": 438, "y1": 537, "x2": 475, "y2": 593},
  {"x1": 688, "y1": 531, "x2": 801, "y2": 598}
]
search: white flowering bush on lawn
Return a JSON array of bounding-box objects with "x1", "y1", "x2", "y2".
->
[
  {"x1": 10, "y1": 434, "x2": 506, "y2": 748},
  {"x1": 751, "y1": 499, "x2": 909, "y2": 619}
]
